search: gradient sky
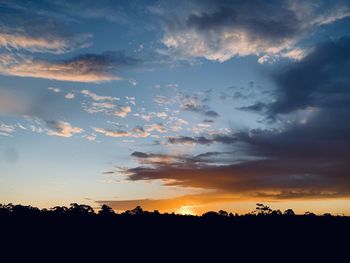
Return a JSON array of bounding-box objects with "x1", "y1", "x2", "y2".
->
[{"x1": 1, "y1": 0, "x2": 350, "y2": 215}]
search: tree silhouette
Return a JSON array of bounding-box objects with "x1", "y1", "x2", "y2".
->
[
  {"x1": 304, "y1": 211, "x2": 316, "y2": 217},
  {"x1": 283, "y1": 209, "x2": 295, "y2": 216},
  {"x1": 68, "y1": 203, "x2": 94, "y2": 216},
  {"x1": 218, "y1": 210, "x2": 229, "y2": 217},
  {"x1": 255, "y1": 203, "x2": 273, "y2": 215},
  {"x1": 98, "y1": 204, "x2": 116, "y2": 216},
  {"x1": 50, "y1": 206, "x2": 68, "y2": 216},
  {"x1": 124, "y1": 206, "x2": 144, "y2": 215}
]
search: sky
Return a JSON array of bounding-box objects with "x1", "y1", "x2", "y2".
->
[{"x1": 1, "y1": 0, "x2": 350, "y2": 215}]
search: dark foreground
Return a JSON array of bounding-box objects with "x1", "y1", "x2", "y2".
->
[{"x1": 1, "y1": 203, "x2": 349, "y2": 261}]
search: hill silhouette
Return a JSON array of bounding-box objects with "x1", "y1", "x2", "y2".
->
[{"x1": 1, "y1": 202, "x2": 349, "y2": 261}]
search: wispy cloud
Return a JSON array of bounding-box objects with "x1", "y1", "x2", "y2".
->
[
  {"x1": 93, "y1": 126, "x2": 150, "y2": 139},
  {"x1": 65, "y1": 93, "x2": 75, "y2": 99},
  {"x1": 145, "y1": 123, "x2": 167, "y2": 133},
  {"x1": 81, "y1": 90, "x2": 132, "y2": 118},
  {"x1": 0, "y1": 123, "x2": 15, "y2": 137},
  {"x1": 81, "y1": 90, "x2": 119, "y2": 102},
  {"x1": 167, "y1": 134, "x2": 236, "y2": 145},
  {"x1": 0, "y1": 32, "x2": 91, "y2": 54},
  {"x1": 154, "y1": 90, "x2": 219, "y2": 118}
]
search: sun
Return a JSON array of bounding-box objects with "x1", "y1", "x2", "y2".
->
[{"x1": 177, "y1": 206, "x2": 196, "y2": 215}]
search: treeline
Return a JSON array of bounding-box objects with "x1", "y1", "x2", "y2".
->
[
  {"x1": 0, "y1": 202, "x2": 344, "y2": 218},
  {"x1": 1, "y1": 202, "x2": 349, "y2": 260}
]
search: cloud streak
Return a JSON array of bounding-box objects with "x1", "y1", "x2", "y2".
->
[
  {"x1": 0, "y1": 53, "x2": 136, "y2": 82},
  {"x1": 0, "y1": 32, "x2": 91, "y2": 54},
  {"x1": 167, "y1": 134, "x2": 236, "y2": 145},
  {"x1": 94, "y1": 126, "x2": 150, "y2": 139}
]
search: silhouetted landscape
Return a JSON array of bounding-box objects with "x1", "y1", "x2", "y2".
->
[{"x1": 2, "y1": 202, "x2": 349, "y2": 260}]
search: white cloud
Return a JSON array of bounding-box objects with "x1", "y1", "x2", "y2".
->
[
  {"x1": 46, "y1": 120, "x2": 83, "y2": 138},
  {"x1": 125, "y1": 96, "x2": 136, "y2": 105},
  {"x1": 81, "y1": 90, "x2": 119, "y2": 102},
  {"x1": 156, "y1": 112, "x2": 167, "y2": 118},
  {"x1": 48, "y1": 87, "x2": 61, "y2": 93},
  {"x1": 93, "y1": 127, "x2": 130, "y2": 138},
  {"x1": 65, "y1": 93, "x2": 75, "y2": 99},
  {"x1": 0, "y1": 123, "x2": 15, "y2": 136},
  {"x1": 258, "y1": 48, "x2": 309, "y2": 64},
  {"x1": 92, "y1": 102, "x2": 116, "y2": 109},
  {"x1": 81, "y1": 90, "x2": 131, "y2": 117},
  {"x1": 168, "y1": 117, "x2": 188, "y2": 132},
  {"x1": 84, "y1": 133, "x2": 97, "y2": 141},
  {"x1": 29, "y1": 125, "x2": 45, "y2": 134},
  {"x1": 93, "y1": 126, "x2": 150, "y2": 139},
  {"x1": 129, "y1": 79, "x2": 137, "y2": 86}
]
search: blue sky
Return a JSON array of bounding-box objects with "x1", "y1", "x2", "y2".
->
[{"x1": 1, "y1": 0, "x2": 350, "y2": 215}]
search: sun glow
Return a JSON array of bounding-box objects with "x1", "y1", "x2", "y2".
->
[{"x1": 177, "y1": 205, "x2": 196, "y2": 215}]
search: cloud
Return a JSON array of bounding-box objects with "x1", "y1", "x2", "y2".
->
[
  {"x1": 0, "y1": 123, "x2": 15, "y2": 137},
  {"x1": 204, "y1": 110, "x2": 219, "y2": 117},
  {"x1": 46, "y1": 120, "x2": 83, "y2": 138},
  {"x1": 0, "y1": 32, "x2": 91, "y2": 54},
  {"x1": 161, "y1": 0, "x2": 350, "y2": 62},
  {"x1": 118, "y1": 146, "x2": 350, "y2": 201},
  {"x1": 145, "y1": 123, "x2": 167, "y2": 133},
  {"x1": 93, "y1": 126, "x2": 150, "y2": 139},
  {"x1": 0, "y1": 52, "x2": 138, "y2": 82},
  {"x1": 237, "y1": 102, "x2": 268, "y2": 112},
  {"x1": 112, "y1": 106, "x2": 131, "y2": 118},
  {"x1": 84, "y1": 133, "x2": 96, "y2": 141},
  {"x1": 0, "y1": 2, "x2": 92, "y2": 54},
  {"x1": 131, "y1": 151, "x2": 180, "y2": 165},
  {"x1": 81, "y1": 90, "x2": 119, "y2": 102},
  {"x1": 93, "y1": 127, "x2": 130, "y2": 138},
  {"x1": 267, "y1": 37, "x2": 350, "y2": 116},
  {"x1": 131, "y1": 126, "x2": 150, "y2": 138},
  {"x1": 156, "y1": 91, "x2": 219, "y2": 118},
  {"x1": 81, "y1": 90, "x2": 132, "y2": 118},
  {"x1": 130, "y1": 151, "x2": 229, "y2": 167},
  {"x1": 65, "y1": 93, "x2": 75, "y2": 99},
  {"x1": 167, "y1": 136, "x2": 212, "y2": 145},
  {"x1": 168, "y1": 117, "x2": 188, "y2": 132},
  {"x1": 167, "y1": 134, "x2": 236, "y2": 145},
  {"x1": 48, "y1": 87, "x2": 61, "y2": 93}
]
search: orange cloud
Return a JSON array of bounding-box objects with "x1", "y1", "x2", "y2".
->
[
  {"x1": 0, "y1": 33, "x2": 89, "y2": 54},
  {"x1": 46, "y1": 120, "x2": 83, "y2": 138},
  {"x1": 0, "y1": 53, "x2": 121, "y2": 83}
]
